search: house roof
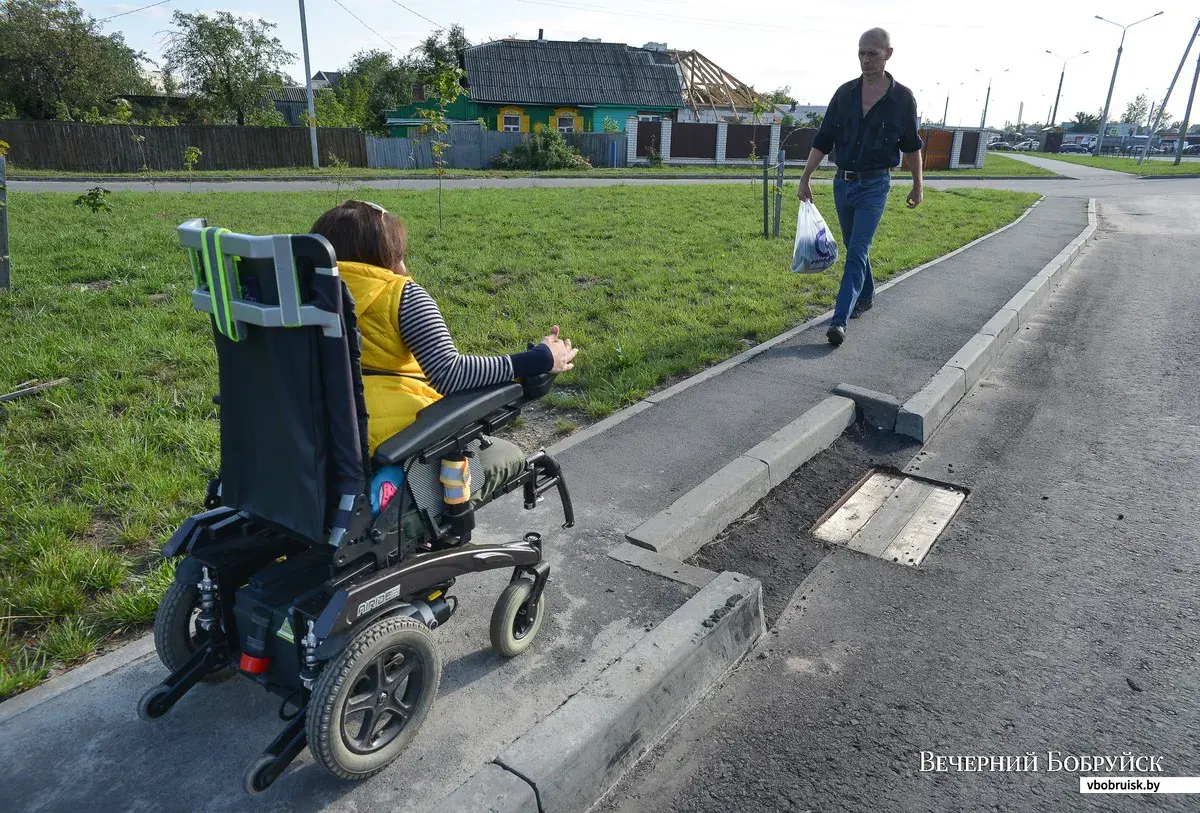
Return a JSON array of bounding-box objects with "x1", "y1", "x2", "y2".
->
[
  {"x1": 270, "y1": 87, "x2": 311, "y2": 103},
  {"x1": 462, "y1": 39, "x2": 684, "y2": 108}
]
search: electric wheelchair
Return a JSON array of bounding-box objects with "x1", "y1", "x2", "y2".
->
[{"x1": 136, "y1": 219, "x2": 574, "y2": 795}]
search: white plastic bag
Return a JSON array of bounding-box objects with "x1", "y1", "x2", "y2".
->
[{"x1": 790, "y1": 201, "x2": 839, "y2": 273}]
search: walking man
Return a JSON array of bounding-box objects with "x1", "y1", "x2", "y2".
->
[{"x1": 798, "y1": 27, "x2": 924, "y2": 346}]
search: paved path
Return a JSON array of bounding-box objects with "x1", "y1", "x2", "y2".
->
[
  {"x1": 603, "y1": 193, "x2": 1200, "y2": 812},
  {"x1": 1001, "y1": 152, "x2": 1134, "y2": 179},
  {"x1": 0, "y1": 206, "x2": 1089, "y2": 810}
]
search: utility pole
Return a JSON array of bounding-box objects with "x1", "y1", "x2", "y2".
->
[
  {"x1": 1017, "y1": 101, "x2": 1024, "y2": 132},
  {"x1": 1047, "y1": 50, "x2": 1089, "y2": 132},
  {"x1": 1139, "y1": 20, "x2": 1199, "y2": 165},
  {"x1": 298, "y1": 0, "x2": 320, "y2": 169},
  {"x1": 1175, "y1": 44, "x2": 1200, "y2": 165},
  {"x1": 976, "y1": 69, "x2": 1008, "y2": 130},
  {"x1": 1095, "y1": 12, "x2": 1164, "y2": 155}
]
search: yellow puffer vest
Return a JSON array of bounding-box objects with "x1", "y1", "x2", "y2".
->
[{"x1": 339, "y1": 261, "x2": 442, "y2": 454}]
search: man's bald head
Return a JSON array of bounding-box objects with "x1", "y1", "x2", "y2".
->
[
  {"x1": 860, "y1": 28, "x2": 891, "y2": 49},
  {"x1": 858, "y1": 28, "x2": 893, "y2": 79}
]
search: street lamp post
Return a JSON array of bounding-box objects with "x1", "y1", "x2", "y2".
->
[
  {"x1": 943, "y1": 81, "x2": 964, "y2": 126},
  {"x1": 976, "y1": 68, "x2": 1009, "y2": 129},
  {"x1": 1046, "y1": 49, "x2": 1089, "y2": 130},
  {"x1": 298, "y1": 0, "x2": 320, "y2": 169},
  {"x1": 1094, "y1": 12, "x2": 1164, "y2": 155}
]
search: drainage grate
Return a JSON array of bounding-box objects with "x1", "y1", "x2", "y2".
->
[{"x1": 811, "y1": 470, "x2": 965, "y2": 567}]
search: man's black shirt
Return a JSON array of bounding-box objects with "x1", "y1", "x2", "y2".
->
[{"x1": 813, "y1": 72, "x2": 923, "y2": 171}]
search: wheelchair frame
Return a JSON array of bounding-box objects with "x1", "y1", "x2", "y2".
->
[{"x1": 136, "y1": 219, "x2": 576, "y2": 794}]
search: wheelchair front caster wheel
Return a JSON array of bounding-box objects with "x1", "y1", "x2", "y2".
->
[
  {"x1": 307, "y1": 616, "x2": 441, "y2": 780},
  {"x1": 243, "y1": 754, "x2": 281, "y2": 796},
  {"x1": 490, "y1": 579, "x2": 546, "y2": 658},
  {"x1": 137, "y1": 685, "x2": 173, "y2": 721}
]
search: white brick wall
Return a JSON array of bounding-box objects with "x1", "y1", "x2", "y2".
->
[
  {"x1": 716, "y1": 123, "x2": 728, "y2": 163},
  {"x1": 949, "y1": 130, "x2": 964, "y2": 169},
  {"x1": 660, "y1": 120, "x2": 672, "y2": 162},
  {"x1": 626, "y1": 118, "x2": 639, "y2": 165},
  {"x1": 768, "y1": 124, "x2": 781, "y2": 164}
]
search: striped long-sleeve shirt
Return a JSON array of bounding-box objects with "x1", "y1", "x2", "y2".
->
[{"x1": 397, "y1": 280, "x2": 553, "y2": 395}]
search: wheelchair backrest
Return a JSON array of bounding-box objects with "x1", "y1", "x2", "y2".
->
[{"x1": 179, "y1": 218, "x2": 369, "y2": 546}]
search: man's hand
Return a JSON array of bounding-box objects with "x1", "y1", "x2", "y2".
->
[
  {"x1": 907, "y1": 184, "x2": 923, "y2": 209},
  {"x1": 541, "y1": 325, "x2": 579, "y2": 374},
  {"x1": 797, "y1": 177, "x2": 813, "y2": 203}
]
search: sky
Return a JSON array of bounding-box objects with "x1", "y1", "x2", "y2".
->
[{"x1": 83, "y1": 0, "x2": 1200, "y2": 129}]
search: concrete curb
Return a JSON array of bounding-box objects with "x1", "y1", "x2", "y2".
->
[
  {"x1": 895, "y1": 197, "x2": 1098, "y2": 442},
  {"x1": 625, "y1": 396, "x2": 855, "y2": 560},
  {"x1": 832, "y1": 383, "x2": 905, "y2": 432},
  {"x1": 0, "y1": 635, "x2": 155, "y2": 725},
  {"x1": 439, "y1": 571, "x2": 764, "y2": 813}
]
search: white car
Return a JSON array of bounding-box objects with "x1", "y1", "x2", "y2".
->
[{"x1": 1014, "y1": 140, "x2": 1037, "y2": 151}]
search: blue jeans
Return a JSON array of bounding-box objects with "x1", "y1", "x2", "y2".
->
[{"x1": 831, "y1": 175, "x2": 890, "y2": 326}]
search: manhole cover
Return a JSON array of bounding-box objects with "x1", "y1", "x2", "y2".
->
[{"x1": 811, "y1": 470, "x2": 965, "y2": 567}]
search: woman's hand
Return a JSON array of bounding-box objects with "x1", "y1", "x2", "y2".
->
[{"x1": 541, "y1": 325, "x2": 579, "y2": 374}]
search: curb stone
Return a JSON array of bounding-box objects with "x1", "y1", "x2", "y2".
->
[
  {"x1": 439, "y1": 571, "x2": 764, "y2": 813},
  {"x1": 831, "y1": 383, "x2": 904, "y2": 432},
  {"x1": 624, "y1": 396, "x2": 855, "y2": 560},
  {"x1": 895, "y1": 197, "x2": 1098, "y2": 443}
]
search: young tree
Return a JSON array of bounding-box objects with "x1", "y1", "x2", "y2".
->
[
  {"x1": 164, "y1": 10, "x2": 294, "y2": 126},
  {"x1": 416, "y1": 65, "x2": 464, "y2": 230},
  {"x1": 803, "y1": 111, "x2": 824, "y2": 129},
  {"x1": 0, "y1": 0, "x2": 151, "y2": 120},
  {"x1": 1120, "y1": 93, "x2": 1150, "y2": 124}
]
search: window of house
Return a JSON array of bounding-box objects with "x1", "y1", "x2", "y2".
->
[
  {"x1": 638, "y1": 113, "x2": 661, "y2": 122},
  {"x1": 557, "y1": 116, "x2": 575, "y2": 133},
  {"x1": 503, "y1": 114, "x2": 521, "y2": 132},
  {"x1": 411, "y1": 83, "x2": 426, "y2": 102}
]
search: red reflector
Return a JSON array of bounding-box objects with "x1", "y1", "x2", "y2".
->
[{"x1": 240, "y1": 653, "x2": 270, "y2": 674}]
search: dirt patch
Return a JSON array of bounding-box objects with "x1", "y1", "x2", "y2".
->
[
  {"x1": 493, "y1": 398, "x2": 590, "y2": 453},
  {"x1": 79, "y1": 515, "x2": 122, "y2": 550},
  {"x1": 689, "y1": 422, "x2": 918, "y2": 626}
]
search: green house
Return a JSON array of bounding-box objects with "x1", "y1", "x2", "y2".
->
[{"x1": 386, "y1": 38, "x2": 685, "y2": 136}]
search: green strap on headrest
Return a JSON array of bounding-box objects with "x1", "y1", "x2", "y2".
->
[{"x1": 198, "y1": 227, "x2": 241, "y2": 341}]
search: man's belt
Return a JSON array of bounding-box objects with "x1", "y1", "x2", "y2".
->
[{"x1": 835, "y1": 168, "x2": 891, "y2": 180}]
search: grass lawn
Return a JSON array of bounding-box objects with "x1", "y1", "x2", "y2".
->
[
  {"x1": 0, "y1": 183, "x2": 1038, "y2": 697},
  {"x1": 1029, "y1": 152, "x2": 1200, "y2": 176},
  {"x1": 6, "y1": 150, "x2": 1052, "y2": 180}
]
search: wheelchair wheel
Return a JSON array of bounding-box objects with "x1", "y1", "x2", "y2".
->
[
  {"x1": 306, "y1": 615, "x2": 441, "y2": 780},
  {"x1": 489, "y1": 579, "x2": 546, "y2": 658},
  {"x1": 153, "y1": 578, "x2": 233, "y2": 682}
]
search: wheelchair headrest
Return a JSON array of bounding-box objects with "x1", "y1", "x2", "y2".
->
[{"x1": 178, "y1": 218, "x2": 344, "y2": 341}]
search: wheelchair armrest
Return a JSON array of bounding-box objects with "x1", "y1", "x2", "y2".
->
[{"x1": 373, "y1": 382, "x2": 525, "y2": 468}]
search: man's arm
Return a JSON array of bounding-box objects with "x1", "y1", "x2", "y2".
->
[
  {"x1": 797, "y1": 148, "x2": 826, "y2": 202},
  {"x1": 800, "y1": 92, "x2": 839, "y2": 202},
  {"x1": 899, "y1": 95, "x2": 924, "y2": 209}
]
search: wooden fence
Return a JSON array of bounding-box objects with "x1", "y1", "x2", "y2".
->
[
  {"x1": 365, "y1": 131, "x2": 625, "y2": 169},
  {"x1": 0, "y1": 121, "x2": 367, "y2": 171},
  {"x1": 566, "y1": 133, "x2": 627, "y2": 168},
  {"x1": 672, "y1": 122, "x2": 717, "y2": 159}
]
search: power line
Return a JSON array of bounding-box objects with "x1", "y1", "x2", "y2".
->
[
  {"x1": 98, "y1": 0, "x2": 176, "y2": 23},
  {"x1": 330, "y1": 0, "x2": 405, "y2": 54},
  {"x1": 383, "y1": 0, "x2": 447, "y2": 31}
]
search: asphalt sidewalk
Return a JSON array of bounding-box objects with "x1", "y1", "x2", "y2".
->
[{"x1": 0, "y1": 196, "x2": 1087, "y2": 813}]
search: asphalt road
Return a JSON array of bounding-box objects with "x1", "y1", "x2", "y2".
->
[{"x1": 602, "y1": 193, "x2": 1200, "y2": 812}]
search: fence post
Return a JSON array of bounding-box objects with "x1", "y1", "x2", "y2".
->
[
  {"x1": 773, "y1": 149, "x2": 785, "y2": 238},
  {"x1": 716, "y1": 123, "x2": 728, "y2": 164},
  {"x1": 762, "y1": 151, "x2": 770, "y2": 239},
  {"x1": 0, "y1": 154, "x2": 9, "y2": 291},
  {"x1": 660, "y1": 119, "x2": 672, "y2": 163},
  {"x1": 626, "y1": 118, "x2": 639, "y2": 165}
]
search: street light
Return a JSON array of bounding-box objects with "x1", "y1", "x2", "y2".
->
[
  {"x1": 1094, "y1": 12, "x2": 1164, "y2": 155},
  {"x1": 1046, "y1": 49, "x2": 1089, "y2": 130},
  {"x1": 976, "y1": 68, "x2": 1010, "y2": 129},
  {"x1": 943, "y1": 81, "x2": 964, "y2": 127}
]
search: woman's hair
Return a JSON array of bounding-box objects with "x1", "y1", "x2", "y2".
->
[{"x1": 310, "y1": 200, "x2": 408, "y2": 272}]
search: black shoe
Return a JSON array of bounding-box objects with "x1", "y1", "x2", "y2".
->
[
  {"x1": 826, "y1": 325, "x2": 845, "y2": 346},
  {"x1": 851, "y1": 299, "x2": 873, "y2": 319}
]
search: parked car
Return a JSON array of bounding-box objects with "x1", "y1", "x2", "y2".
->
[
  {"x1": 1014, "y1": 140, "x2": 1037, "y2": 151},
  {"x1": 988, "y1": 141, "x2": 1015, "y2": 150},
  {"x1": 1183, "y1": 143, "x2": 1200, "y2": 156},
  {"x1": 1058, "y1": 143, "x2": 1090, "y2": 154}
]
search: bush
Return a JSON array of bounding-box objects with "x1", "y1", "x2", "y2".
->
[{"x1": 493, "y1": 130, "x2": 591, "y2": 171}]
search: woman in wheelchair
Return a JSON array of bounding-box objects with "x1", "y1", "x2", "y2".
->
[{"x1": 310, "y1": 200, "x2": 579, "y2": 506}]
